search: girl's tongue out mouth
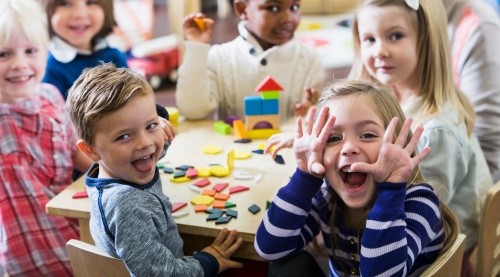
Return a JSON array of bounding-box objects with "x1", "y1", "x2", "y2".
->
[
  {"x1": 340, "y1": 167, "x2": 368, "y2": 189},
  {"x1": 132, "y1": 155, "x2": 154, "y2": 172}
]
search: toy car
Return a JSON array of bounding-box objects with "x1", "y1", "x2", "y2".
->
[{"x1": 127, "y1": 35, "x2": 180, "y2": 90}]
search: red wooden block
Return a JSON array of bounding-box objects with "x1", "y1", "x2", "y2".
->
[
  {"x1": 229, "y1": 185, "x2": 249, "y2": 194},
  {"x1": 194, "y1": 178, "x2": 211, "y2": 187},
  {"x1": 213, "y1": 182, "x2": 229, "y2": 192},
  {"x1": 171, "y1": 202, "x2": 187, "y2": 212},
  {"x1": 72, "y1": 191, "x2": 88, "y2": 199}
]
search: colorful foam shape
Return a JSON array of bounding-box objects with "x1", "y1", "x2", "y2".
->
[
  {"x1": 186, "y1": 168, "x2": 198, "y2": 178},
  {"x1": 213, "y1": 183, "x2": 228, "y2": 192},
  {"x1": 162, "y1": 167, "x2": 174, "y2": 174},
  {"x1": 224, "y1": 115, "x2": 240, "y2": 126},
  {"x1": 202, "y1": 189, "x2": 216, "y2": 196},
  {"x1": 214, "y1": 193, "x2": 230, "y2": 200},
  {"x1": 193, "y1": 178, "x2": 211, "y2": 187},
  {"x1": 173, "y1": 171, "x2": 186, "y2": 178},
  {"x1": 274, "y1": 154, "x2": 285, "y2": 165},
  {"x1": 206, "y1": 213, "x2": 221, "y2": 221},
  {"x1": 196, "y1": 167, "x2": 211, "y2": 177},
  {"x1": 176, "y1": 165, "x2": 194, "y2": 171},
  {"x1": 248, "y1": 204, "x2": 261, "y2": 214},
  {"x1": 215, "y1": 216, "x2": 232, "y2": 225},
  {"x1": 210, "y1": 165, "x2": 230, "y2": 177},
  {"x1": 72, "y1": 191, "x2": 88, "y2": 199},
  {"x1": 170, "y1": 176, "x2": 190, "y2": 183},
  {"x1": 229, "y1": 185, "x2": 250, "y2": 194},
  {"x1": 193, "y1": 16, "x2": 206, "y2": 30},
  {"x1": 202, "y1": 145, "x2": 223, "y2": 155},
  {"x1": 234, "y1": 138, "x2": 252, "y2": 143},
  {"x1": 191, "y1": 195, "x2": 214, "y2": 206},
  {"x1": 171, "y1": 202, "x2": 187, "y2": 212},
  {"x1": 225, "y1": 201, "x2": 236, "y2": 208},
  {"x1": 194, "y1": 204, "x2": 208, "y2": 213},
  {"x1": 213, "y1": 200, "x2": 227, "y2": 209},
  {"x1": 234, "y1": 150, "x2": 251, "y2": 160},
  {"x1": 172, "y1": 210, "x2": 189, "y2": 218},
  {"x1": 205, "y1": 208, "x2": 224, "y2": 214},
  {"x1": 227, "y1": 150, "x2": 235, "y2": 171},
  {"x1": 166, "y1": 107, "x2": 179, "y2": 126},
  {"x1": 226, "y1": 209, "x2": 238, "y2": 218}
]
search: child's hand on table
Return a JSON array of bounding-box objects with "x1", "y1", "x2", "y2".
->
[
  {"x1": 265, "y1": 132, "x2": 295, "y2": 159},
  {"x1": 202, "y1": 228, "x2": 243, "y2": 272}
]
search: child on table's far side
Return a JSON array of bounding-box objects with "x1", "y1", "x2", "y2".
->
[
  {"x1": 349, "y1": 0, "x2": 493, "y2": 274},
  {"x1": 176, "y1": 0, "x2": 325, "y2": 120},
  {"x1": 66, "y1": 63, "x2": 243, "y2": 277},
  {"x1": 255, "y1": 80, "x2": 459, "y2": 276},
  {"x1": 42, "y1": 0, "x2": 127, "y2": 100},
  {"x1": 0, "y1": 0, "x2": 93, "y2": 275}
]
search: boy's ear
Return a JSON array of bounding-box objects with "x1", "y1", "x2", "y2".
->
[
  {"x1": 233, "y1": 0, "x2": 248, "y2": 20},
  {"x1": 77, "y1": 139, "x2": 101, "y2": 162}
]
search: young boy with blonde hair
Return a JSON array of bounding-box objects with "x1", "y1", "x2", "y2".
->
[{"x1": 66, "y1": 63, "x2": 243, "y2": 276}]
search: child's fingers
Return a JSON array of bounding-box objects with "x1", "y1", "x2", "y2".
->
[
  {"x1": 305, "y1": 107, "x2": 316, "y2": 135},
  {"x1": 383, "y1": 117, "x2": 398, "y2": 143},
  {"x1": 405, "y1": 124, "x2": 424, "y2": 154},
  {"x1": 211, "y1": 228, "x2": 230, "y2": 246},
  {"x1": 296, "y1": 117, "x2": 304, "y2": 138},
  {"x1": 223, "y1": 259, "x2": 244, "y2": 269},
  {"x1": 412, "y1": 146, "x2": 431, "y2": 165},
  {"x1": 395, "y1": 117, "x2": 412, "y2": 147}
]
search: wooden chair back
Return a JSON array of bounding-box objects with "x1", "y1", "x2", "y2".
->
[
  {"x1": 66, "y1": 239, "x2": 129, "y2": 277},
  {"x1": 420, "y1": 233, "x2": 466, "y2": 276},
  {"x1": 477, "y1": 181, "x2": 500, "y2": 277}
]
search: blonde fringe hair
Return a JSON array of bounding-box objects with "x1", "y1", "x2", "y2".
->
[
  {"x1": 66, "y1": 63, "x2": 153, "y2": 145},
  {"x1": 315, "y1": 80, "x2": 458, "y2": 272},
  {"x1": 348, "y1": 0, "x2": 475, "y2": 135},
  {"x1": 0, "y1": 0, "x2": 49, "y2": 50}
]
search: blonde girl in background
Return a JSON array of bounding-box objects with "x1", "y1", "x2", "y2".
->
[{"x1": 349, "y1": 0, "x2": 493, "y2": 274}]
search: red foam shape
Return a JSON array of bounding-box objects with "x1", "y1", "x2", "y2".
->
[
  {"x1": 194, "y1": 178, "x2": 211, "y2": 187},
  {"x1": 72, "y1": 191, "x2": 88, "y2": 199},
  {"x1": 172, "y1": 202, "x2": 187, "y2": 212},
  {"x1": 255, "y1": 75, "x2": 283, "y2": 92},
  {"x1": 229, "y1": 185, "x2": 250, "y2": 194},
  {"x1": 213, "y1": 182, "x2": 229, "y2": 192}
]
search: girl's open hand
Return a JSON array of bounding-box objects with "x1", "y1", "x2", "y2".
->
[
  {"x1": 202, "y1": 228, "x2": 243, "y2": 272},
  {"x1": 264, "y1": 131, "x2": 295, "y2": 159},
  {"x1": 183, "y1": 13, "x2": 214, "y2": 43},
  {"x1": 351, "y1": 117, "x2": 430, "y2": 183},
  {"x1": 294, "y1": 106, "x2": 336, "y2": 178}
]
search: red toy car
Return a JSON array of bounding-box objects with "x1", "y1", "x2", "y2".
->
[{"x1": 127, "y1": 35, "x2": 180, "y2": 90}]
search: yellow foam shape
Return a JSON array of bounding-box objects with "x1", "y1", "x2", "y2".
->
[
  {"x1": 170, "y1": 176, "x2": 190, "y2": 183},
  {"x1": 202, "y1": 145, "x2": 223, "y2": 154},
  {"x1": 193, "y1": 17, "x2": 206, "y2": 30},
  {"x1": 248, "y1": 129, "x2": 280, "y2": 140},
  {"x1": 234, "y1": 150, "x2": 251, "y2": 159},
  {"x1": 191, "y1": 195, "x2": 214, "y2": 205},
  {"x1": 257, "y1": 143, "x2": 266, "y2": 150},
  {"x1": 210, "y1": 165, "x2": 230, "y2": 177},
  {"x1": 196, "y1": 167, "x2": 211, "y2": 177},
  {"x1": 227, "y1": 150, "x2": 235, "y2": 170}
]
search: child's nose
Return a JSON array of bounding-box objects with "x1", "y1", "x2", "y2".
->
[
  {"x1": 374, "y1": 42, "x2": 390, "y2": 58},
  {"x1": 341, "y1": 140, "x2": 360, "y2": 156},
  {"x1": 12, "y1": 54, "x2": 28, "y2": 69},
  {"x1": 137, "y1": 133, "x2": 154, "y2": 150}
]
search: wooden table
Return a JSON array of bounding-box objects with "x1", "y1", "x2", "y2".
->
[{"x1": 46, "y1": 120, "x2": 297, "y2": 261}]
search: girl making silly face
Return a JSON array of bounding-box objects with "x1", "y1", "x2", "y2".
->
[
  {"x1": 49, "y1": 0, "x2": 105, "y2": 51},
  {"x1": 296, "y1": 82, "x2": 429, "y2": 217}
]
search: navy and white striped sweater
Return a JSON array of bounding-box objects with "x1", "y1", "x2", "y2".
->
[{"x1": 255, "y1": 169, "x2": 445, "y2": 276}]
